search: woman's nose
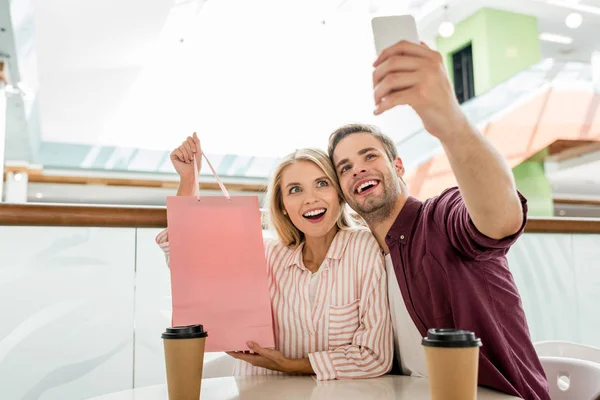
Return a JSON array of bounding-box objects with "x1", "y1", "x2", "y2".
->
[
  {"x1": 303, "y1": 191, "x2": 319, "y2": 204},
  {"x1": 304, "y1": 196, "x2": 318, "y2": 205}
]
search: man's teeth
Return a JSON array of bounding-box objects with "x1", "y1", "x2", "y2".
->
[
  {"x1": 357, "y1": 180, "x2": 378, "y2": 193},
  {"x1": 303, "y1": 209, "x2": 326, "y2": 217}
]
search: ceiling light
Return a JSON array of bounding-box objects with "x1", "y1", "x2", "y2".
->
[
  {"x1": 14, "y1": 173, "x2": 22, "y2": 181},
  {"x1": 539, "y1": 32, "x2": 573, "y2": 44},
  {"x1": 565, "y1": 12, "x2": 583, "y2": 28},
  {"x1": 35, "y1": 193, "x2": 43, "y2": 199},
  {"x1": 543, "y1": 0, "x2": 600, "y2": 16},
  {"x1": 438, "y1": 4, "x2": 455, "y2": 38},
  {"x1": 439, "y1": 21, "x2": 455, "y2": 38}
]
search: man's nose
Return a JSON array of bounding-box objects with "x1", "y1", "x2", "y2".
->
[{"x1": 353, "y1": 166, "x2": 367, "y2": 177}]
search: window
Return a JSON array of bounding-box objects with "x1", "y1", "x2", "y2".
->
[{"x1": 452, "y1": 44, "x2": 475, "y2": 104}]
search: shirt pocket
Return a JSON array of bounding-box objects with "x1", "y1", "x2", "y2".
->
[{"x1": 328, "y1": 299, "x2": 360, "y2": 349}]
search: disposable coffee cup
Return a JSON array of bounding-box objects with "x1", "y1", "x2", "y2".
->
[
  {"x1": 422, "y1": 328, "x2": 482, "y2": 400},
  {"x1": 162, "y1": 325, "x2": 208, "y2": 400}
]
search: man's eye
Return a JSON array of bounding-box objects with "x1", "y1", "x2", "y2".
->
[
  {"x1": 340, "y1": 166, "x2": 350, "y2": 174},
  {"x1": 366, "y1": 154, "x2": 377, "y2": 160}
]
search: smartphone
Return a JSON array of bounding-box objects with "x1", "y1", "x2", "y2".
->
[{"x1": 371, "y1": 15, "x2": 420, "y2": 56}]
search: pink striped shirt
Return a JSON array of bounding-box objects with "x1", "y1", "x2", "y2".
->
[{"x1": 158, "y1": 227, "x2": 393, "y2": 380}]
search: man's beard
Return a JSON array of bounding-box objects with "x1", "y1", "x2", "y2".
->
[{"x1": 347, "y1": 176, "x2": 401, "y2": 225}]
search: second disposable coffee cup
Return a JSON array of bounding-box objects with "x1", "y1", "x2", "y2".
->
[
  {"x1": 162, "y1": 325, "x2": 208, "y2": 400},
  {"x1": 422, "y1": 328, "x2": 482, "y2": 400}
]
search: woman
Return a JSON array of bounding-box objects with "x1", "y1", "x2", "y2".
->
[{"x1": 157, "y1": 133, "x2": 392, "y2": 381}]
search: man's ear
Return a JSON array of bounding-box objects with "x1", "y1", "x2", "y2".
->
[{"x1": 394, "y1": 157, "x2": 405, "y2": 178}]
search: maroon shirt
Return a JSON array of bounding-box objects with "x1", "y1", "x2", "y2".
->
[{"x1": 385, "y1": 187, "x2": 549, "y2": 400}]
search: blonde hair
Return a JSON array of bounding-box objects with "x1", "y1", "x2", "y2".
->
[{"x1": 266, "y1": 148, "x2": 354, "y2": 247}]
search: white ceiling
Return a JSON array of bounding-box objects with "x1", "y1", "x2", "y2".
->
[
  {"x1": 31, "y1": 0, "x2": 419, "y2": 158},
  {"x1": 416, "y1": 0, "x2": 600, "y2": 62},
  {"x1": 28, "y1": 0, "x2": 600, "y2": 160}
]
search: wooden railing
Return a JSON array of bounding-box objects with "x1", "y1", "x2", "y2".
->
[
  {"x1": 1, "y1": 203, "x2": 600, "y2": 233},
  {"x1": 3, "y1": 166, "x2": 267, "y2": 192}
]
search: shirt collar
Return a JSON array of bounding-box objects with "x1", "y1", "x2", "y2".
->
[
  {"x1": 385, "y1": 196, "x2": 423, "y2": 246},
  {"x1": 286, "y1": 229, "x2": 353, "y2": 270}
]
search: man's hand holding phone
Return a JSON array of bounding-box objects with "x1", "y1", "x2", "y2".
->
[{"x1": 371, "y1": 16, "x2": 469, "y2": 142}]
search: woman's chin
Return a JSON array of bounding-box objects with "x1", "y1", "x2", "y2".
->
[{"x1": 301, "y1": 221, "x2": 338, "y2": 240}]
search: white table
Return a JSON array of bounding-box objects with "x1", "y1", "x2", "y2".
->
[{"x1": 87, "y1": 375, "x2": 521, "y2": 399}]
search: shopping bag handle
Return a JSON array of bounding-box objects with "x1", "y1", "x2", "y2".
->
[{"x1": 192, "y1": 152, "x2": 231, "y2": 201}]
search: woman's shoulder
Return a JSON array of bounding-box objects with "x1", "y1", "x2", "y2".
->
[
  {"x1": 342, "y1": 227, "x2": 381, "y2": 252},
  {"x1": 263, "y1": 237, "x2": 287, "y2": 251},
  {"x1": 339, "y1": 228, "x2": 385, "y2": 280},
  {"x1": 262, "y1": 238, "x2": 296, "y2": 261},
  {"x1": 263, "y1": 237, "x2": 280, "y2": 251}
]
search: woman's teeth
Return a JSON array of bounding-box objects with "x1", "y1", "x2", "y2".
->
[{"x1": 303, "y1": 209, "x2": 326, "y2": 218}]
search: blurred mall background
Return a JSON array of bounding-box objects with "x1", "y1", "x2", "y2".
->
[
  {"x1": 1, "y1": 0, "x2": 599, "y2": 216},
  {"x1": 0, "y1": 0, "x2": 599, "y2": 399}
]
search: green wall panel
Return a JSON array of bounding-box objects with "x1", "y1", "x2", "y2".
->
[
  {"x1": 513, "y1": 158, "x2": 554, "y2": 217},
  {"x1": 436, "y1": 8, "x2": 541, "y2": 96}
]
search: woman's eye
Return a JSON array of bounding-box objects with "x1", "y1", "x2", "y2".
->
[
  {"x1": 316, "y1": 180, "x2": 329, "y2": 188},
  {"x1": 289, "y1": 187, "x2": 301, "y2": 194}
]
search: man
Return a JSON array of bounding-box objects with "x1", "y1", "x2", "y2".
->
[{"x1": 329, "y1": 41, "x2": 549, "y2": 399}]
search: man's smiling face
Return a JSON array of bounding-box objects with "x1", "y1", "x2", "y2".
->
[{"x1": 332, "y1": 132, "x2": 404, "y2": 219}]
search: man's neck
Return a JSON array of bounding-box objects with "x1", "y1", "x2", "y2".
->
[{"x1": 367, "y1": 195, "x2": 408, "y2": 255}]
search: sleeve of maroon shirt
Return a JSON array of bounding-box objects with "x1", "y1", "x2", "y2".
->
[{"x1": 430, "y1": 187, "x2": 528, "y2": 260}]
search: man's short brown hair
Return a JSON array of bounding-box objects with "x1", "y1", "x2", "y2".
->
[{"x1": 328, "y1": 123, "x2": 398, "y2": 163}]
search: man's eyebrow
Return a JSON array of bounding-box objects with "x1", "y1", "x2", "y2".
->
[
  {"x1": 335, "y1": 147, "x2": 379, "y2": 170},
  {"x1": 358, "y1": 147, "x2": 378, "y2": 155},
  {"x1": 335, "y1": 158, "x2": 349, "y2": 170}
]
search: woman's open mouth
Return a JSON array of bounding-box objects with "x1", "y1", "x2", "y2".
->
[
  {"x1": 302, "y1": 208, "x2": 327, "y2": 223},
  {"x1": 354, "y1": 179, "x2": 380, "y2": 196}
]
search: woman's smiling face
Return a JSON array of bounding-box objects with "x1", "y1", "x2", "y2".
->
[{"x1": 280, "y1": 161, "x2": 340, "y2": 239}]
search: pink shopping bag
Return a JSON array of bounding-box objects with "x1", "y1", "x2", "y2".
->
[{"x1": 165, "y1": 153, "x2": 275, "y2": 352}]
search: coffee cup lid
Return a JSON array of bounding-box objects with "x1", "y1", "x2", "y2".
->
[
  {"x1": 162, "y1": 324, "x2": 208, "y2": 339},
  {"x1": 421, "y1": 328, "x2": 482, "y2": 348}
]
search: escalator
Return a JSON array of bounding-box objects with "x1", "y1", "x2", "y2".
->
[{"x1": 397, "y1": 58, "x2": 597, "y2": 169}]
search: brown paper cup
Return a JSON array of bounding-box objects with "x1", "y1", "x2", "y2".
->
[
  {"x1": 162, "y1": 325, "x2": 208, "y2": 400},
  {"x1": 422, "y1": 329, "x2": 482, "y2": 400}
]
